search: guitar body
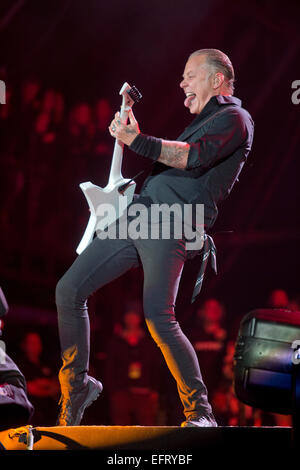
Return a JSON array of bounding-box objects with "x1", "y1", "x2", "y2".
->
[
  {"x1": 76, "y1": 179, "x2": 136, "y2": 254},
  {"x1": 76, "y1": 82, "x2": 142, "y2": 255}
]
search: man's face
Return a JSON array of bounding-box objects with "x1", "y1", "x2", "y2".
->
[{"x1": 180, "y1": 54, "x2": 215, "y2": 115}]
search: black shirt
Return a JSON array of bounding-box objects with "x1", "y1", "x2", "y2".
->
[{"x1": 138, "y1": 95, "x2": 254, "y2": 230}]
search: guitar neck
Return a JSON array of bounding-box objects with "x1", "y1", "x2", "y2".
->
[
  {"x1": 108, "y1": 104, "x2": 128, "y2": 186},
  {"x1": 107, "y1": 83, "x2": 141, "y2": 187}
]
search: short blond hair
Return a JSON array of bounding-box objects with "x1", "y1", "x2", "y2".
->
[{"x1": 190, "y1": 48, "x2": 235, "y2": 94}]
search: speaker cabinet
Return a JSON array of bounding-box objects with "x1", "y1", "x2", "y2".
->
[{"x1": 234, "y1": 309, "x2": 300, "y2": 414}]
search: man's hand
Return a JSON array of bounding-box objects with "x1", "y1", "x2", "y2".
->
[
  {"x1": 109, "y1": 109, "x2": 140, "y2": 146},
  {"x1": 109, "y1": 109, "x2": 189, "y2": 169}
]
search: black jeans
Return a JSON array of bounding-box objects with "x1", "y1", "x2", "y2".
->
[{"x1": 55, "y1": 224, "x2": 212, "y2": 420}]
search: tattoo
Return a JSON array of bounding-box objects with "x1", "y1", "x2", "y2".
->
[
  {"x1": 124, "y1": 127, "x2": 137, "y2": 135},
  {"x1": 158, "y1": 140, "x2": 190, "y2": 169}
]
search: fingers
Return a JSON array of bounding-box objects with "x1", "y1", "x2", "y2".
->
[
  {"x1": 115, "y1": 112, "x2": 122, "y2": 124},
  {"x1": 109, "y1": 108, "x2": 139, "y2": 140},
  {"x1": 128, "y1": 108, "x2": 137, "y2": 125},
  {"x1": 110, "y1": 113, "x2": 122, "y2": 134},
  {"x1": 109, "y1": 118, "x2": 117, "y2": 137},
  {"x1": 114, "y1": 109, "x2": 136, "y2": 126}
]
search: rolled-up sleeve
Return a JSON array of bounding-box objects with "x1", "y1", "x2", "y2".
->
[{"x1": 186, "y1": 109, "x2": 249, "y2": 170}]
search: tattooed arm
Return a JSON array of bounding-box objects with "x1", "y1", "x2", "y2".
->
[
  {"x1": 158, "y1": 140, "x2": 189, "y2": 169},
  {"x1": 109, "y1": 110, "x2": 190, "y2": 169}
]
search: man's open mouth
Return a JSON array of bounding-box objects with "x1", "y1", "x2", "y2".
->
[{"x1": 184, "y1": 92, "x2": 196, "y2": 108}]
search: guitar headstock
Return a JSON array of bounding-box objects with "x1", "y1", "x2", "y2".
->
[
  {"x1": 119, "y1": 82, "x2": 142, "y2": 112},
  {"x1": 127, "y1": 85, "x2": 142, "y2": 103}
]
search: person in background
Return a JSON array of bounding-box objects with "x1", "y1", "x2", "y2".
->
[
  {"x1": 93, "y1": 98, "x2": 112, "y2": 156},
  {"x1": 0, "y1": 81, "x2": 24, "y2": 241},
  {"x1": 16, "y1": 331, "x2": 60, "y2": 426},
  {"x1": 288, "y1": 295, "x2": 300, "y2": 312},
  {"x1": 105, "y1": 306, "x2": 160, "y2": 425},
  {"x1": 67, "y1": 102, "x2": 95, "y2": 183},
  {"x1": 91, "y1": 98, "x2": 113, "y2": 186},
  {"x1": 189, "y1": 298, "x2": 227, "y2": 394},
  {"x1": 28, "y1": 89, "x2": 66, "y2": 252},
  {"x1": 268, "y1": 288, "x2": 289, "y2": 309}
]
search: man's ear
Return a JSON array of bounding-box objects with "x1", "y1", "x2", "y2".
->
[{"x1": 213, "y1": 72, "x2": 225, "y2": 89}]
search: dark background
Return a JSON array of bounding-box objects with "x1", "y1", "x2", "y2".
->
[{"x1": 0, "y1": 0, "x2": 299, "y2": 425}]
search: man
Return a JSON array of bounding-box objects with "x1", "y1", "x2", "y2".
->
[{"x1": 55, "y1": 49, "x2": 254, "y2": 427}]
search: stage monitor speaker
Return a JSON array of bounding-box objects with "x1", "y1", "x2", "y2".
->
[{"x1": 233, "y1": 308, "x2": 300, "y2": 415}]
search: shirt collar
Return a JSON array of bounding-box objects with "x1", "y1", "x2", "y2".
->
[
  {"x1": 177, "y1": 95, "x2": 242, "y2": 142},
  {"x1": 196, "y1": 95, "x2": 242, "y2": 121},
  {"x1": 215, "y1": 95, "x2": 241, "y2": 106},
  {"x1": 190, "y1": 95, "x2": 242, "y2": 125}
]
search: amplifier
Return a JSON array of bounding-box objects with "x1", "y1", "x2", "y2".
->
[{"x1": 234, "y1": 309, "x2": 300, "y2": 415}]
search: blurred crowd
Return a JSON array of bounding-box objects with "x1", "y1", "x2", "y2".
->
[
  {"x1": 0, "y1": 77, "x2": 114, "y2": 277},
  {"x1": 1, "y1": 288, "x2": 299, "y2": 428}
]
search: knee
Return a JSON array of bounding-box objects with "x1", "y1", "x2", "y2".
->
[
  {"x1": 144, "y1": 302, "x2": 179, "y2": 347},
  {"x1": 143, "y1": 293, "x2": 180, "y2": 343},
  {"x1": 145, "y1": 316, "x2": 181, "y2": 349},
  {"x1": 55, "y1": 274, "x2": 77, "y2": 309},
  {"x1": 143, "y1": 294, "x2": 176, "y2": 328}
]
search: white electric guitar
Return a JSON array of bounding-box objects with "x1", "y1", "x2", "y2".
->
[{"x1": 76, "y1": 82, "x2": 142, "y2": 254}]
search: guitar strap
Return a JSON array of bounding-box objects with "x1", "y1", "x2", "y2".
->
[{"x1": 177, "y1": 105, "x2": 236, "y2": 141}]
